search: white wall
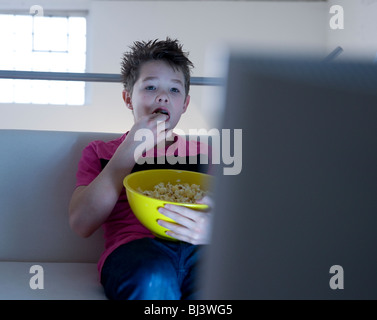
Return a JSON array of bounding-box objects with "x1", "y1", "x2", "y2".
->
[{"x1": 0, "y1": 0, "x2": 327, "y2": 133}]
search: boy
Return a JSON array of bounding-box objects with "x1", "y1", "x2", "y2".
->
[{"x1": 69, "y1": 38, "x2": 214, "y2": 300}]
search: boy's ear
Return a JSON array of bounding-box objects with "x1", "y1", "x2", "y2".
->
[
  {"x1": 182, "y1": 94, "x2": 190, "y2": 114},
  {"x1": 122, "y1": 90, "x2": 133, "y2": 110}
]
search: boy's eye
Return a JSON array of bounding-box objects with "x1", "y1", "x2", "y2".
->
[
  {"x1": 145, "y1": 86, "x2": 156, "y2": 91},
  {"x1": 170, "y1": 87, "x2": 180, "y2": 93}
]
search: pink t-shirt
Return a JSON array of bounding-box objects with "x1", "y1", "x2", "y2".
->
[{"x1": 75, "y1": 132, "x2": 211, "y2": 278}]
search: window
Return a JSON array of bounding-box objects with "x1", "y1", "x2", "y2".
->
[{"x1": 0, "y1": 14, "x2": 86, "y2": 105}]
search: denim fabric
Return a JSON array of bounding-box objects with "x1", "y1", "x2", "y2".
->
[{"x1": 100, "y1": 237, "x2": 204, "y2": 300}]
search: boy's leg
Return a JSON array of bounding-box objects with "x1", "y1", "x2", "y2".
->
[
  {"x1": 179, "y1": 243, "x2": 207, "y2": 300},
  {"x1": 101, "y1": 238, "x2": 181, "y2": 300},
  {"x1": 142, "y1": 239, "x2": 205, "y2": 300}
]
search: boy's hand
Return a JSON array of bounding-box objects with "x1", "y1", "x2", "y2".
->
[
  {"x1": 157, "y1": 196, "x2": 214, "y2": 245},
  {"x1": 124, "y1": 113, "x2": 172, "y2": 161}
]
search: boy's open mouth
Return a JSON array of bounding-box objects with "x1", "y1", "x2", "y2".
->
[{"x1": 153, "y1": 108, "x2": 170, "y2": 119}]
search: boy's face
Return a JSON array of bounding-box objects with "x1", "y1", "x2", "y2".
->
[{"x1": 123, "y1": 60, "x2": 190, "y2": 131}]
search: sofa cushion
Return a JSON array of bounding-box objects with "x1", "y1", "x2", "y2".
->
[
  {"x1": 0, "y1": 129, "x2": 120, "y2": 262},
  {"x1": 0, "y1": 262, "x2": 107, "y2": 300}
]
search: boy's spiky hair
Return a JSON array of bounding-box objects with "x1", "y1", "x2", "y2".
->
[{"x1": 120, "y1": 37, "x2": 194, "y2": 97}]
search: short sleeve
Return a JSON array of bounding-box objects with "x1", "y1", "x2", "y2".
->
[{"x1": 75, "y1": 142, "x2": 102, "y2": 188}]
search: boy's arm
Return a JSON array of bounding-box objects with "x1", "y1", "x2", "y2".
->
[
  {"x1": 68, "y1": 139, "x2": 136, "y2": 238},
  {"x1": 69, "y1": 113, "x2": 171, "y2": 238}
]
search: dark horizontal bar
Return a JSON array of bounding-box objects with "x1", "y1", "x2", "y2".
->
[
  {"x1": 0, "y1": 70, "x2": 224, "y2": 86},
  {"x1": 0, "y1": 70, "x2": 122, "y2": 82}
]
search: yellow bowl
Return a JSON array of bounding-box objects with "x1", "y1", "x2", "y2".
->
[{"x1": 123, "y1": 169, "x2": 213, "y2": 241}]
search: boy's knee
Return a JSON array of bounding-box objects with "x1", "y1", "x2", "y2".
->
[{"x1": 114, "y1": 262, "x2": 180, "y2": 300}]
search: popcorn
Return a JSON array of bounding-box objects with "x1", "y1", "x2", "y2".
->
[{"x1": 138, "y1": 182, "x2": 206, "y2": 203}]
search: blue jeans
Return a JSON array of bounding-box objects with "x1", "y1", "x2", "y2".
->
[{"x1": 100, "y1": 237, "x2": 204, "y2": 300}]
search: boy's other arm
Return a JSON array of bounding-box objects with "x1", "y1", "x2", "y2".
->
[{"x1": 68, "y1": 132, "x2": 141, "y2": 238}]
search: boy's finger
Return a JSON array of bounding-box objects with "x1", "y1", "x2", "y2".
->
[
  {"x1": 196, "y1": 196, "x2": 214, "y2": 209},
  {"x1": 150, "y1": 112, "x2": 169, "y2": 122}
]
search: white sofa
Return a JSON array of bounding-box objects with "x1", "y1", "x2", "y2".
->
[{"x1": 0, "y1": 129, "x2": 122, "y2": 300}]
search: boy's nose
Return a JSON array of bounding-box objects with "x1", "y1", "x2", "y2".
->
[{"x1": 156, "y1": 93, "x2": 169, "y2": 103}]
